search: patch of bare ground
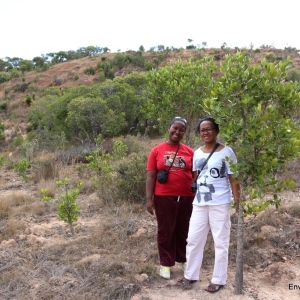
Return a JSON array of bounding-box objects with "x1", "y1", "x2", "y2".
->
[{"x1": 0, "y1": 157, "x2": 300, "y2": 300}]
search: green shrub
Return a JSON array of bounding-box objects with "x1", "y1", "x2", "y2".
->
[
  {"x1": 0, "y1": 72, "x2": 10, "y2": 84},
  {"x1": 10, "y1": 69, "x2": 20, "y2": 79},
  {"x1": 0, "y1": 123, "x2": 5, "y2": 143},
  {"x1": 84, "y1": 67, "x2": 95, "y2": 75},
  {"x1": 98, "y1": 72, "x2": 106, "y2": 82},
  {"x1": 0, "y1": 102, "x2": 7, "y2": 111},
  {"x1": 14, "y1": 158, "x2": 30, "y2": 181},
  {"x1": 144, "y1": 61, "x2": 155, "y2": 71},
  {"x1": 41, "y1": 177, "x2": 82, "y2": 236},
  {"x1": 116, "y1": 136, "x2": 141, "y2": 154},
  {"x1": 25, "y1": 95, "x2": 32, "y2": 106},
  {"x1": 0, "y1": 155, "x2": 4, "y2": 168},
  {"x1": 41, "y1": 64, "x2": 49, "y2": 71},
  {"x1": 286, "y1": 69, "x2": 300, "y2": 82},
  {"x1": 13, "y1": 82, "x2": 29, "y2": 92},
  {"x1": 13, "y1": 135, "x2": 24, "y2": 147},
  {"x1": 97, "y1": 61, "x2": 114, "y2": 79},
  {"x1": 115, "y1": 153, "x2": 147, "y2": 203}
]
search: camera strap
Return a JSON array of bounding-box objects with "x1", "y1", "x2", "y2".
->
[{"x1": 193, "y1": 142, "x2": 220, "y2": 183}]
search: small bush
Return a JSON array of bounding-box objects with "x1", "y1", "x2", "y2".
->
[
  {"x1": 0, "y1": 102, "x2": 7, "y2": 111},
  {"x1": 14, "y1": 158, "x2": 30, "y2": 180},
  {"x1": 0, "y1": 155, "x2": 4, "y2": 168},
  {"x1": 115, "y1": 152, "x2": 147, "y2": 203},
  {"x1": 10, "y1": 69, "x2": 20, "y2": 79},
  {"x1": 84, "y1": 67, "x2": 95, "y2": 75},
  {"x1": 116, "y1": 135, "x2": 141, "y2": 154},
  {"x1": 0, "y1": 72, "x2": 10, "y2": 84},
  {"x1": 25, "y1": 95, "x2": 32, "y2": 106},
  {"x1": 13, "y1": 82, "x2": 29, "y2": 92},
  {"x1": 13, "y1": 135, "x2": 24, "y2": 147},
  {"x1": 286, "y1": 69, "x2": 300, "y2": 82}
]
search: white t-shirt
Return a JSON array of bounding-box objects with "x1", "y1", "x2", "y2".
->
[{"x1": 192, "y1": 146, "x2": 237, "y2": 206}]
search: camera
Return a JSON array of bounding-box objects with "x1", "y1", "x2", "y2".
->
[
  {"x1": 191, "y1": 181, "x2": 197, "y2": 193},
  {"x1": 157, "y1": 169, "x2": 168, "y2": 184}
]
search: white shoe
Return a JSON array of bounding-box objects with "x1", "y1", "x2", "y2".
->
[
  {"x1": 160, "y1": 266, "x2": 170, "y2": 279},
  {"x1": 182, "y1": 262, "x2": 187, "y2": 272}
]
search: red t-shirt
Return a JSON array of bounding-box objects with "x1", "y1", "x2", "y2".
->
[{"x1": 146, "y1": 142, "x2": 195, "y2": 196}]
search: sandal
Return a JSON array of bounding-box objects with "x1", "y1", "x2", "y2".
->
[
  {"x1": 204, "y1": 283, "x2": 224, "y2": 293},
  {"x1": 176, "y1": 277, "x2": 197, "y2": 289}
]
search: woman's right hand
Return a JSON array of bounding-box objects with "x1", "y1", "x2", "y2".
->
[
  {"x1": 146, "y1": 198, "x2": 155, "y2": 215},
  {"x1": 146, "y1": 170, "x2": 157, "y2": 215}
]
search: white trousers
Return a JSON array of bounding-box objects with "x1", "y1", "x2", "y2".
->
[{"x1": 184, "y1": 203, "x2": 231, "y2": 285}]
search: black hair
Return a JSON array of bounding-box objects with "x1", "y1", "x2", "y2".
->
[
  {"x1": 196, "y1": 117, "x2": 219, "y2": 133},
  {"x1": 169, "y1": 116, "x2": 187, "y2": 127}
]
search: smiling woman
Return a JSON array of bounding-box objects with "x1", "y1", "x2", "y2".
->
[
  {"x1": 146, "y1": 116, "x2": 195, "y2": 279},
  {"x1": 177, "y1": 117, "x2": 241, "y2": 293}
]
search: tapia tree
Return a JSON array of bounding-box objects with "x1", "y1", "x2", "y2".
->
[{"x1": 146, "y1": 56, "x2": 217, "y2": 145}]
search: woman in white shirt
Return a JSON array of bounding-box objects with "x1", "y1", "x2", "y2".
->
[{"x1": 177, "y1": 117, "x2": 240, "y2": 293}]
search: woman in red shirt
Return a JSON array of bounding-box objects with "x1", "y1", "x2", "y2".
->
[{"x1": 146, "y1": 117, "x2": 195, "y2": 279}]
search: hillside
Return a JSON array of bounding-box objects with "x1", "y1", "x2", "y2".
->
[
  {"x1": 0, "y1": 47, "x2": 300, "y2": 300},
  {"x1": 1, "y1": 46, "x2": 300, "y2": 135}
]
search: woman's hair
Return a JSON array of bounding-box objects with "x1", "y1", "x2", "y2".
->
[
  {"x1": 169, "y1": 116, "x2": 187, "y2": 127},
  {"x1": 196, "y1": 117, "x2": 219, "y2": 133}
]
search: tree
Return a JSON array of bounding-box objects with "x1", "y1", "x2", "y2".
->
[
  {"x1": 32, "y1": 56, "x2": 47, "y2": 68},
  {"x1": 19, "y1": 60, "x2": 33, "y2": 73},
  {"x1": 99, "y1": 78, "x2": 148, "y2": 133},
  {"x1": 66, "y1": 96, "x2": 126, "y2": 142},
  {"x1": 203, "y1": 51, "x2": 300, "y2": 294},
  {"x1": 52, "y1": 51, "x2": 68, "y2": 63},
  {"x1": 146, "y1": 57, "x2": 217, "y2": 144},
  {"x1": 41, "y1": 178, "x2": 82, "y2": 236},
  {"x1": 0, "y1": 59, "x2": 12, "y2": 71}
]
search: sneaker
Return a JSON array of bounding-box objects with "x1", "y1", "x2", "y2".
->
[
  {"x1": 182, "y1": 262, "x2": 187, "y2": 272},
  {"x1": 159, "y1": 266, "x2": 170, "y2": 279}
]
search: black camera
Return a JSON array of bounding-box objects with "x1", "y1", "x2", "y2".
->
[
  {"x1": 191, "y1": 181, "x2": 197, "y2": 193},
  {"x1": 157, "y1": 169, "x2": 168, "y2": 184}
]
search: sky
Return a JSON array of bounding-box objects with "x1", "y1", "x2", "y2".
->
[{"x1": 1, "y1": 0, "x2": 299, "y2": 61}]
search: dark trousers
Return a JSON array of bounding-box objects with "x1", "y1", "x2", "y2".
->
[{"x1": 154, "y1": 195, "x2": 194, "y2": 266}]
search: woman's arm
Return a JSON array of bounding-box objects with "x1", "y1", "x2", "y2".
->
[
  {"x1": 192, "y1": 170, "x2": 198, "y2": 180},
  {"x1": 228, "y1": 174, "x2": 240, "y2": 204},
  {"x1": 146, "y1": 170, "x2": 157, "y2": 215}
]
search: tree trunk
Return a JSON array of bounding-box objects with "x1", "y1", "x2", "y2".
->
[
  {"x1": 69, "y1": 223, "x2": 75, "y2": 237},
  {"x1": 234, "y1": 202, "x2": 244, "y2": 294}
]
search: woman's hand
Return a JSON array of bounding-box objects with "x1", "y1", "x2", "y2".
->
[
  {"x1": 146, "y1": 170, "x2": 157, "y2": 215},
  {"x1": 146, "y1": 198, "x2": 155, "y2": 215}
]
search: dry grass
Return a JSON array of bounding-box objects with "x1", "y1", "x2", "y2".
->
[
  {"x1": 0, "y1": 184, "x2": 299, "y2": 299},
  {"x1": 37, "y1": 178, "x2": 57, "y2": 198}
]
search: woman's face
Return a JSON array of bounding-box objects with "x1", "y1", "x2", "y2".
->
[
  {"x1": 199, "y1": 120, "x2": 218, "y2": 143},
  {"x1": 168, "y1": 121, "x2": 186, "y2": 144}
]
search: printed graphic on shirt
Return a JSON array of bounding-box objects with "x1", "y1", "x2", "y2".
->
[
  {"x1": 164, "y1": 151, "x2": 187, "y2": 169},
  {"x1": 195, "y1": 158, "x2": 228, "y2": 203}
]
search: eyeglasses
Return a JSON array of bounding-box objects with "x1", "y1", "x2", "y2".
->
[{"x1": 200, "y1": 128, "x2": 215, "y2": 133}]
